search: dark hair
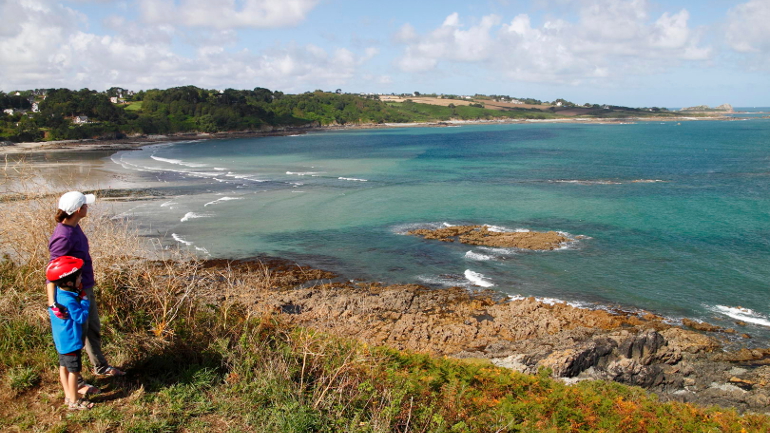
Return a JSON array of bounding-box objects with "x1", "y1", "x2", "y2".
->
[
  {"x1": 55, "y1": 209, "x2": 73, "y2": 223},
  {"x1": 54, "y1": 269, "x2": 82, "y2": 291}
]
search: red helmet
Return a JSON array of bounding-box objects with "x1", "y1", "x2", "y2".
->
[{"x1": 46, "y1": 256, "x2": 84, "y2": 282}]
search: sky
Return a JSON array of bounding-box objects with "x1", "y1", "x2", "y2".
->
[{"x1": 1, "y1": 0, "x2": 768, "y2": 107}]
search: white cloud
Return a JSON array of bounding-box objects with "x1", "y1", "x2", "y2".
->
[
  {"x1": 0, "y1": 0, "x2": 373, "y2": 92},
  {"x1": 137, "y1": 0, "x2": 320, "y2": 29},
  {"x1": 726, "y1": 0, "x2": 770, "y2": 54},
  {"x1": 396, "y1": 12, "x2": 501, "y2": 72},
  {"x1": 394, "y1": 0, "x2": 711, "y2": 85}
]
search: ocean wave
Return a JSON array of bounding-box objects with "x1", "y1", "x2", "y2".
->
[
  {"x1": 225, "y1": 172, "x2": 267, "y2": 182},
  {"x1": 204, "y1": 197, "x2": 243, "y2": 207},
  {"x1": 464, "y1": 270, "x2": 494, "y2": 287},
  {"x1": 552, "y1": 179, "x2": 622, "y2": 185},
  {"x1": 464, "y1": 250, "x2": 495, "y2": 261},
  {"x1": 416, "y1": 274, "x2": 466, "y2": 287},
  {"x1": 507, "y1": 294, "x2": 591, "y2": 309},
  {"x1": 151, "y1": 155, "x2": 208, "y2": 168},
  {"x1": 180, "y1": 212, "x2": 214, "y2": 222},
  {"x1": 159, "y1": 200, "x2": 176, "y2": 208},
  {"x1": 710, "y1": 305, "x2": 770, "y2": 328},
  {"x1": 391, "y1": 221, "x2": 450, "y2": 235},
  {"x1": 171, "y1": 233, "x2": 193, "y2": 246},
  {"x1": 338, "y1": 177, "x2": 368, "y2": 182},
  {"x1": 286, "y1": 171, "x2": 322, "y2": 176}
]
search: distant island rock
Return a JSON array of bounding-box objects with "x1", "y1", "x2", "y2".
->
[
  {"x1": 680, "y1": 104, "x2": 734, "y2": 113},
  {"x1": 406, "y1": 225, "x2": 570, "y2": 250}
]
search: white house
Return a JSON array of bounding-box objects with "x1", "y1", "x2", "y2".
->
[
  {"x1": 74, "y1": 116, "x2": 89, "y2": 124},
  {"x1": 31, "y1": 102, "x2": 39, "y2": 113},
  {"x1": 3, "y1": 108, "x2": 14, "y2": 115}
]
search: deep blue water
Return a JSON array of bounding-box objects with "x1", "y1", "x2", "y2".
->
[{"x1": 109, "y1": 120, "x2": 770, "y2": 342}]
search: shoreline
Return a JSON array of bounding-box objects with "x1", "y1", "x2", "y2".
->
[
  {"x1": 201, "y1": 256, "x2": 770, "y2": 413},
  {"x1": 0, "y1": 113, "x2": 739, "y2": 156}
]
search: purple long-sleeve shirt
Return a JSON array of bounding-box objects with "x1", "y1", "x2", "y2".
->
[{"x1": 48, "y1": 223, "x2": 94, "y2": 290}]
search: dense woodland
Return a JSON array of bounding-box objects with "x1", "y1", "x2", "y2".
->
[{"x1": 0, "y1": 86, "x2": 554, "y2": 142}]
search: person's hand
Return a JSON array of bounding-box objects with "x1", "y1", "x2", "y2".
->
[
  {"x1": 50, "y1": 303, "x2": 68, "y2": 319},
  {"x1": 79, "y1": 288, "x2": 88, "y2": 301}
]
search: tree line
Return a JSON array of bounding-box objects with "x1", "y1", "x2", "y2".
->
[{"x1": 0, "y1": 86, "x2": 551, "y2": 142}]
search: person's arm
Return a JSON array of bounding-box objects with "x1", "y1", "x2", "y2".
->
[
  {"x1": 46, "y1": 282, "x2": 56, "y2": 306},
  {"x1": 67, "y1": 298, "x2": 90, "y2": 325}
]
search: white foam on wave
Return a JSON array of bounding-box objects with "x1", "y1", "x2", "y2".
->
[
  {"x1": 204, "y1": 197, "x2": 243, "y2": 207},
  {"x1": 464, "y1": 270, "x2": 494, "y2": 287},
  {"x1": 416, "y1": 274, "x2": 465, "y2": 287},
  {"x1": 391, "y1": 221, "x2": 451, "y2": 235},
  {"x1": 710, "y1": 305, "x2": 770, "y2": 328},
  {"x1": 160, "y1": 200, "x2": 176, "y2": 208},
  {"x1": 151, "y1": 155, "x2": 208, "y2": 168},
  {"x1": 507, "y1": 294, "x2": 591, "y2": 309},
  {"x1": 180, "y1": 212, "x2": 213, "y2": 222},
  {"x1": 338, "y1": 177, "x2": 368, "y2": 182},
  {"x1": 225, "y1": 172, "x2": 267, "y2": 182},
  {"x1": 171, "y1": 233, "x2": 193, "y2": 246},
  {"x1": 214, "y1": 167, "x2": 227, "y2": 171},
  {"x1": 464, "y1": 250, "x2": 495, "y2": 261},
  {"x1": 287, "y1": 171, "x2": 322, "y2": 176}
]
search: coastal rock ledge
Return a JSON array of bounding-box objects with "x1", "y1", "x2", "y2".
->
[
  {"x1": 407, "y1": 225, "x2": 570, "y2": 250},
  {"x1": 218, "y1": 259, "x2": 770, "y2": 414}
]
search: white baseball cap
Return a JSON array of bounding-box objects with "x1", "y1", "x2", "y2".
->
[{"x1": 58, "y1": 191, "x2": 96, "y2": 214}]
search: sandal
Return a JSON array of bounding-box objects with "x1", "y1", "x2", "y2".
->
[
  {"x1": 78, "y1": 383, "x2": 101, "y2": 396},
  {"x1": 94, "y1": 366, "x2": 125, "y2": 377},
  {"x1": 67, "y1": 398, "x2": 94, "y2": 411}
]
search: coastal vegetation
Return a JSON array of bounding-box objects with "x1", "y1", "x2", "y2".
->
[
  {"x1": 0, "y1": 86, "x2": 690, "y2": 143},
  {"x1": 2, "y1": 173, "x2": 770, "y2": 431}
]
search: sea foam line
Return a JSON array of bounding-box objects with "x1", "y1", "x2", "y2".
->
[
  {"x1": 464, "y1": 250, "x2": 495, "y2": 261},
  {"x1": 171, "y1": 233, "x2": 193, "y2": 246},
  {"x1": 464, "y1": 269, "x2": 494, "y2": 287},
  {"x1": 151, "y1": 155, "x2": 208, "y2": 168},
  {"x1": 338, "y1": 177, "x2": 368, "y2": 182},
  {"x1": 204, "y1": 197, "x2": 243, "y2": 207},
  {"x1": 180, "y1": 212, "x2": 214, "y2": 222},
  {"x1": 710, "y1": 305, "x2": 770, "y2": 328}
]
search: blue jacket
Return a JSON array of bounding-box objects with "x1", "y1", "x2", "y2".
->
[{"x1": 49, "y1": 288, "x2": 90, "y2": 354}]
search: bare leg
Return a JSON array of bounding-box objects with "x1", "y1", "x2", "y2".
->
[{"x1": 59, "y1": 366, "x2": 73, "y2": 402}]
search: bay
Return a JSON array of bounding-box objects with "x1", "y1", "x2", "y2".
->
[{"x1": 108, "y1": 119, "x2": 770, "y2": 342}]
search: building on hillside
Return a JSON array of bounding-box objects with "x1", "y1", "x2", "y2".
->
[
  {"x1": 3, "y1": 109, "x2": 14, "y2": 116},
  {"x1": 74, "y1": 116, "x2": 89, "y2": 124},
  {"x1": 31, "y1": 102, "x2": 39, "y2": 113},
  {"x1": 110, "y1": 97, "x2": 126, "y2": 104}
]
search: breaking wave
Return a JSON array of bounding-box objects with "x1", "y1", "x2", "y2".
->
[
  {"x1": 710, "y1": 305, "x2": 770, "y2": 328},
  {"x1": 180, "y1": 212, "x2": 213, "y2": 222},
  {"x1": 464, "y1": 270, "x2": 494, "y2": 287},
  {"x1": 204, "y1": 197, "x2": 243, "y2": 207}
]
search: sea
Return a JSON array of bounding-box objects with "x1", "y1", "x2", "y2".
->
[{"x1": 105, "y1": 115, "x2": 770, "y2": 345}]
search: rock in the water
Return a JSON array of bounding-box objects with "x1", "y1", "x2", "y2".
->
[{"x1": 407, "y1": 225, "x2": 569, "y2": 250}]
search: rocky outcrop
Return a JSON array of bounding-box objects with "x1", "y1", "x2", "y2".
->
[
  {"x1": 209, "y1": 258, "x2": 770, "y2": 413},
  {"x1": 406, "y1": 225, "x2": 570, "y2": 250}
]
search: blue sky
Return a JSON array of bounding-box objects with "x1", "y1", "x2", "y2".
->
[{"x1": 1, "y1": 0, "x2": 768, "y2": 107}]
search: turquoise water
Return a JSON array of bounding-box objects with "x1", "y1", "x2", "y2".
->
[{"x1": 110, "y1": 120, "x2": 770, "y2": 341}]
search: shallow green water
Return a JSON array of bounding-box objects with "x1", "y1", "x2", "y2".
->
[{"x1": 110, "y1": 120, "x2": 770, "y2": 341}]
